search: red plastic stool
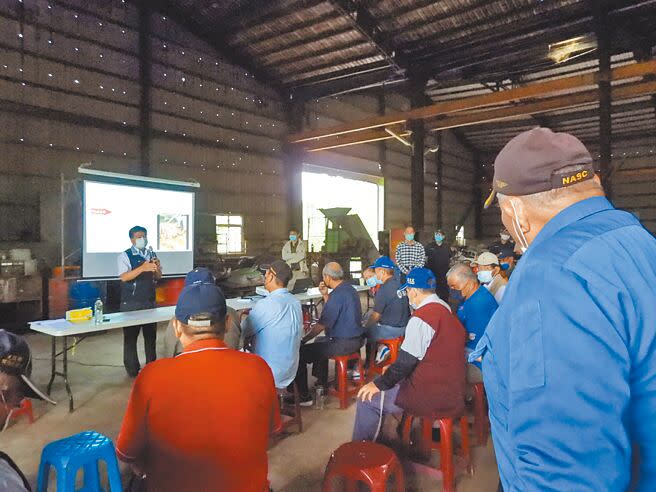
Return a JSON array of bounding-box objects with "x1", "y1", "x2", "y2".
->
[
  {"x1": 9, "y1": 399, "x2": 34, "y2": 425},
  {"x1": 368, "y1": 337, "x2": 403, "y2": 377},
  {"x1": 276, "y1": 383, "x2": 303, "y2": 435},
  {"x1": 402, "y1": 414, "x2": 472, "y2": 492},
  {"x1": 329, "y1": 353, "x2": 364, "y2": 409},
  {"x1": 472, "y1": 383, "x2": 489, "y2": 446},
  {"x1": 322, "y1": 441, "x2": 404, "y2": 492}
]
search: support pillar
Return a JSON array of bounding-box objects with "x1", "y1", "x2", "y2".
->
[
  {"x1": 473, "y1": 152, "x2": 483, "y2": 240},
  {"x1": 435, "y1": 131, "x2": 443, "y2": 230},
  {"x1": 284, "y1": 100, "x2": 305, "y2": 233},
  {"x1": 138, "y1": 0, "x2": 152, "y2": 176},
  {"x1": 409, "y1": 77, "x2": 427, "y2": 234},
  {"x1": 594, "y1": 1, "x2": 613, "y2": 199}
]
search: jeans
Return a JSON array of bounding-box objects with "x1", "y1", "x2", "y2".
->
[
  {"x1": 123, "y1": 324, "x2": 156, "y2": 377},
  {"x1": 293, "y1": 336, "x2": 363, "y2": 397},
  {"x1": 367, "y1": 323, "x2": 405, "y2": 342},
  {"x1": 352, "y1": 385, "x2": 402, "y2": 441}
]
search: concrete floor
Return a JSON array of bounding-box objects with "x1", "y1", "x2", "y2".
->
[{"x1": 3, "y1": 327, "x2": 500, "y2": 491}]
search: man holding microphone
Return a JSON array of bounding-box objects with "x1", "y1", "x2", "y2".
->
[{"x1": 118, "y1": 225, "x2": 161, "y2": 377}]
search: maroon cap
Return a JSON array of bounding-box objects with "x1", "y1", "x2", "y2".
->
[{"x1": 484, "y1": 127, "x2": 595, "y2": 208}]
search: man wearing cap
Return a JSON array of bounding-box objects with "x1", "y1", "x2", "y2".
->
[
  {"x1": 424, "y1": 229, "x2": 452, "y2": 302},
  {"x1": 117, "y1": 270, "x2": 280, "y2": 492},
  {"x1": 488, "y1": 229, "x2": 515, "y2": 260},
  {"x1": 473, "y1": 127, "x2": 656, "y2": 491},
  {"x1": 292, "y1": 262, "x2": 363, "y2": 405},
  {"x1": 0, "y1": 330, "x2": 56, "y2": 491},
  {"x1": 242, "y1": 260, "x2": 303, "y2": 389},
  {"x1": 497, "y1": 250, "x2": 516, "y2": 279},
  {"x1": 473, "y1": 252, "x2": 507, "y2": 303},
  {"x1": 363, "y1": 256, "x2": 410, "y2": 364},
  {"x1": 352, "y1": 268, "x2": 465, "y2": 441},
  {"x1": 394, "y1": 226, "x2": 426, "y2": 280},
  {"x1": 446, "y1": 263, "x2": 497, "y2": 384}
]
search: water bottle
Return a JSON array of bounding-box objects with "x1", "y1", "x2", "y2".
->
[
  {"x1": 315, "y1": 386, "x2": 325, "y2": 410},
  {"x1": 94, "y1": 298, "x2": 103, "y2": 324}
]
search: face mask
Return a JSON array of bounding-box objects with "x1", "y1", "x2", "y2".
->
[
  {"x1": 289, "y1": 235, "x2": 297, "y2": 242},
  {"x1": 435, "y1": 234, "x2": 444, "y2": 244},
  {"x1": 405, "y1": 233, "x2": 415, "y2": 241},
  {"x1": 500, "y1": 262, "x2": 510, "y2": 271},
  {"x1": 1, "y1": 391, "x2": 10, "y2": 432},
  {"x1": 477, "y1": 270, "x2": 494, "y2": 284},
  {"x1": 365, "y1": 276, "x2": 378, "y2": 288},
  {"x1": 500, "y1": 234, "x2": 511, "y2": 242},
  {"x1": 509, "y1": 200, "x2": 528, "y2": 253},
  {"x1": 450, "y1": 289, "x2": 464, "y2": 303},
  {"x1": 135, "y1": 237, "x2": 147, "y2": 250}
]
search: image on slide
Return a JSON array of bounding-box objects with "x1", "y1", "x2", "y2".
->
[{"x1": 158, "y1": 214, "x2": 189, "y2": 251}]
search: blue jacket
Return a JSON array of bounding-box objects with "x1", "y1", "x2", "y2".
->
[{"x1": 470, "y1": 197, "x2": 656, "y2": 491}]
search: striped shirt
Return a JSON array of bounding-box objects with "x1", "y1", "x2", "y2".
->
[{"x1": 395, "y1": 241, "x2": 427, "y2": 274}]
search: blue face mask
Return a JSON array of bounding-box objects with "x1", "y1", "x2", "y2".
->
[
  {"x1": 365, "y1": 276, "x2": 378, "y2": 288},
  {"x1": 434, "y1": 234, "x2": 444, "y2": 243},
  {"x1": 405, "y1": 233, "x2": 415, "y2": 241},
  {"x1": 450, "y1": 289, "x2": 464, "y2": 303},
  {"x1": 477, "y1": 270, "x2": 494, "y2": 284},
  {"x1": 500, "y1": 262, "x2": 510, "y2": 271},
  {"x1": 289, "y1": 235, "x2": 297, "y2": 242}
]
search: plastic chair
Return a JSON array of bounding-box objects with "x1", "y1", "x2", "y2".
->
[
  {"x1": 329, "y1": 353, "x2": 364, "y2": 409},
  {"x1": 322, "y1": 441, "x2": 404, "y2": 492},
  {"x1": 9, "y1": 399, "x2": 34, "y2": 425},
  {"x1": 276, "y1": 382, "x2": 303, "y2": 434},
  {"x1": 402, "y1": 414, "x2": 472, "y2": 492},
  {"x1": 37, "y1": 431, "x2": 123, "y2": 492},
  {"x1": 472, "y1": 382, "x2": 489, "y2": 446},
  {"x1": 368, "y1": 337, "x2": 404, "y2": 377}
]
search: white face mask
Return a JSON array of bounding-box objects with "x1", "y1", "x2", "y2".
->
[
  {"x1": 1, "y1": 390, "x2": 11, "y2": 432},
  {"x1": 135, "y1": 237, "x2": 147, "y2": 250},
  {"x1": 509, "y1": 200, "x2": 528, "y2": 253},
  {"x1": 500, "y1": 234, "x2": 511, "y2": 242}
]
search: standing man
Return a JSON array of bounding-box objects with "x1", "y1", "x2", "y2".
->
[
  {"x1": 424, "y1": 229, "x2": 451, "y2": 302},
  {"x1": 472, "y1": 127, "x2": 656, "y2": 491},
  {"x1": 488, "y1": 229, "x2": 515, "y2": 259},
  {"x1": 282, "y1": 228, "x2": 308, "y2": 291},
  {"x1": 394, "y1": 226, "x2": 426, "y2": 281},
  {"x1": 118, "y1": 226, "x2": 161, "y2": 377}
]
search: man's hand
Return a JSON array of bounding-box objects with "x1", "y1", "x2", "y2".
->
[
  {"x1": 358, "y1": 381, "x2": 380, "y2": 402},
  {"x1": 140, "y1": 261, "x2": 158, "y2": 273},
  {"x1": 318, "y1": 281, "x2": 329, "y2": 296}
]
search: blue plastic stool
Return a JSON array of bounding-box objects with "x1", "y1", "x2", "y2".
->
[{"x1": 37, "y1": 431, "x2": 123, "y2": 492}]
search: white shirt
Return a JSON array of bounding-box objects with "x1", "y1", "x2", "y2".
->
[
  {"x1": 117, "y1": 246, "x2": 155, "y2": 276},
  {"x1": 282, "y1": 239, "x2": 308, "y2": 273},
  {"x1": 401, "y1": 294, "x2": 451, "y2": 361},
  {"x1": 484, "y1": 274, "x2": 507, "y2": 304}
]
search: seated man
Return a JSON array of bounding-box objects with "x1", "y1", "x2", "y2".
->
[
  {"x1": 292, "y1": 262, "x2": 363, "y2": 405},
  {"x1": 473, "y1": 252, "x2": 507, "y2": 303},
  {"x1": 363, "y1": 256, "x2": 410, "y2": 364},
  {"x1": 0, "y1": 330, "x2": 56, "y2": 492},
  {"x1": 162, "y1": 268, "x2": 242, "y2": 357},
  {"x1": 497, "y1": 250, "x2": 516, "y2": 279},
  {"x1": 117, "y1": 271, "x2": 280, "y2": 492},
  {"x1": 352, "y1": 268, "x2": 466, "y2": 441},
  {"x1": 446, "y1": 263, "x2": 498, "y2": 383},
  {"x1": 242, "y1": 260, "x2": 303, "y2": 389}
]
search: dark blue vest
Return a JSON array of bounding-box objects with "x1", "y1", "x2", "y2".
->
[{"x1": 120, "y1": 248, "x2": 156, "y2": 311}]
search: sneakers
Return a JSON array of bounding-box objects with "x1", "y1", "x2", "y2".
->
[
  {"x1": 348, "y1": 370, "x2": 362, "y2": 380},
  {"x1": 375, "y1": 345, "x2": 391, "y2": 365}
]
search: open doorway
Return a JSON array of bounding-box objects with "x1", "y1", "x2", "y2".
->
[{"x1": 301, "y1": 168, "x2": 384, "y2": 253}]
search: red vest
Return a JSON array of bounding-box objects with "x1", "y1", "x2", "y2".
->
[{"x1": 395, "y1": 301, "x2": 466, "y2": 418}]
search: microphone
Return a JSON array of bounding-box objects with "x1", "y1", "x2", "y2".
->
[{"x1": 148, "y1": 246, "x2": 158, "y2": 260}]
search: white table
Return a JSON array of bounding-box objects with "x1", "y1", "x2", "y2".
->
[{"x1": 30, "y1": 285, "x2": 369, "y2": 411}]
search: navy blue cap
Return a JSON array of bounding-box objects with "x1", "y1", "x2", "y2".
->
[
  {"x1": 184, "y1": 267, "x2": 215, "y2": 286},
  {"x1": 175, "y1": 282, "x2": 227, "y2": 326},
  {"x1": 398, "y1": 267, "x2": 437, "y2": 292},
  {"x1": 372, "y1": 256, "x2": 395, "y2": 270}
]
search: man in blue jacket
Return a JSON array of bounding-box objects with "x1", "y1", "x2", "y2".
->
[{"x1": 471, "y1": 127, "x2": 656, "y2": 491}]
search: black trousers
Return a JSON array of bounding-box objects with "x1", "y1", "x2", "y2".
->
[
  {"x1": 293, "y1": 336, "x2": 363, "y2": 397},
  {"x1": 123, "y1": 323, "x2": 157, "y2": 376}
]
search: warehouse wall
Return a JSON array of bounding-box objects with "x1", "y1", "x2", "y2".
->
[
  {"x1": 0, "y1": 0, "x2": 287, "y2": 266},
  {"x1": 303, "y1": 93, "x2": 477, "y2": 244}
]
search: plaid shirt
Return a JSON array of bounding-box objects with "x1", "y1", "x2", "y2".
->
[{"x1": 395, "y1": 241, "x2": 427, "y2": 274}]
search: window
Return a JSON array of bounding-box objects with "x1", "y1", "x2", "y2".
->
[
  {"x1": 215, "y1": 214, "x2": 243, "y2": 254},
  {"x1": 455, "y1": 225, "x2": 466, "y2": 247}
]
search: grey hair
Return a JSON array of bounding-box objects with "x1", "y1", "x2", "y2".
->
[
  {"x1": 323, "y1": 263, "x2": 344, "y2": 280},
  {"x1": 446, "y1": 262, "x2": 477, "y2": 283},
  {"x1": 497, "y1": 164, "x2": 603, "y2": 208}
]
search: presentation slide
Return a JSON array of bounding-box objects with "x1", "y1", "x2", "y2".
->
[{"x1": 83, "y1": 180, "x2": 195, "y2": 278}]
